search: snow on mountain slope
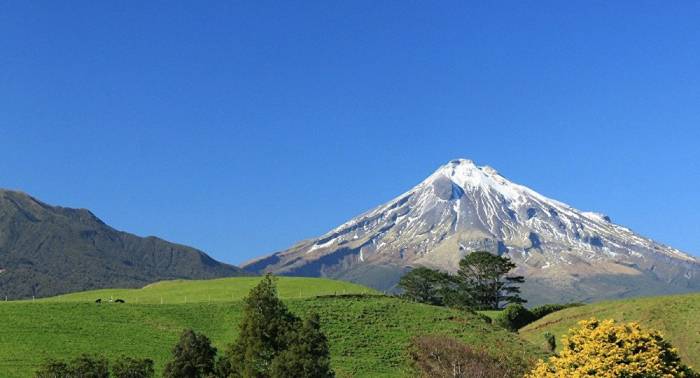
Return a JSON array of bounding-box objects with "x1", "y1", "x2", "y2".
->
[{"x1": 245, "y1": 159, "x2": 700, "y2": 304}]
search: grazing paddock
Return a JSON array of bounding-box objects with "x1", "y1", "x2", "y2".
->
[
  {"x1": 0, "y1": 295, "x2": 544, "y2": 377},
  {"x1": 32, "y1": 276, "x2": 378, "y2": 304}
]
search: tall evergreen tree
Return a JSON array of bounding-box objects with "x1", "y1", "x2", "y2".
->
[
  {"x1": 270, "y1": 313, "x2": 335, "y2": 378},
  {"x1": 457, "y1": 251, "x2": 525, "y2": 310},
  {"x1": 163, "y1": 329, "x2": 217, "y2": 378},
  {"x1": 224, "y1": 274, "x2": 299, "y2": 377}
]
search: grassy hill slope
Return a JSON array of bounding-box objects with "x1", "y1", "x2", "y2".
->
[
  {"x1": 1, "y1": 278, "x2": 544, "y2": 377},
  {"x1": 37, "y1": 276, "x2": 378, "y2": 304},
  {"x1": 520, "y1": 292, "x2": 700, "y2": 368}
]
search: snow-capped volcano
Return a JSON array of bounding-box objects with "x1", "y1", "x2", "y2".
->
[{"x1": 245, "y1": 159, "x2": 700, "y2": 304}]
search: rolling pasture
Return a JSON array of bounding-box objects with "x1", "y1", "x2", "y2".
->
[
  {"x1": 36, "y1": 276, "x2": 378, "y2": 304},
  {"x1": 520, "y1": 292, "x2": 700, "y2": 369},
  {"x1": 1, "y1": 277, "x2": 544, "y2": 377}
]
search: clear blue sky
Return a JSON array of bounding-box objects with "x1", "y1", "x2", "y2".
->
[{"x1": 1, "y1": 2, "x2": 698, "y2": 264}]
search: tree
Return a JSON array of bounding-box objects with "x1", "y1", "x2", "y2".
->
[
  {"x1": 270, "y1": 313, "x2": 335, "y2": 378},
  {"x1": 221, "y1": 274, "x2": 335, "y2": 378},
  {"x1": 457, "y1": 251, "x2": 524, "y2": 310},
  {"x1": 163, "y1": 329, "x2": 218, "y2": 378},
  {"x1": 527, "y1": 318, "x2": 697, "y2": 377},
  {"x1": 224, "y1": 274, "x2": 300, "y2": 377},
  {"x1": 112, "y1": 356, "x2": 154, "y2": 378},
  {"x1": 398, "y1": 267, "x2": 455, "y2": 306}
]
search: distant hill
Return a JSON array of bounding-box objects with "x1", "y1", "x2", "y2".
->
[
  {"x1": 245, "y1": 159, "x2": 700, "y2": 305},
  {"x1": 520, "y1": 292, "x2": 700, "y2": 368},
  {"x1": 38, "y1": 276, "x2": 378, "y2": 304},
  {"x1": 0, "y1": 277, "x2": 544, "y2": 377},
  {"x1": 0, "y1": 189, "x2": 245, "y2": 299}
]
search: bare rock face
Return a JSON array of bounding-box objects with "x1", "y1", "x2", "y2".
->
[{"x1": 244, "y1": 159, "x2": 700, "y2": 304}]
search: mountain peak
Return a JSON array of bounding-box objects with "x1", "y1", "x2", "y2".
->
[
  {"x1": 429, "y1": 159, "x2": 523, "y2": 203},
  {"x1": 437, "y1": 159, "x2": 501, "y2": 179},
  {"x1": 447, "y1": 158, "x2": 478, "y2": 167},
  {"x1": 245, "y1": 159, "x2": 699, "y2": 304}
]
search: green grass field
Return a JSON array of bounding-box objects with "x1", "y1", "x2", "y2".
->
[
  {"x1": 520, "y1": 292, "x2": 700, "y2": 369},
  {"x1": 36, "y1": 276, "x2": 378, "y2": 304},
  {"x1": 1, "y1": 277, "x2": 545, "y2": 377}
]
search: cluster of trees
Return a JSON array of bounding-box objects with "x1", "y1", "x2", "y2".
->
[
  {"x1": 398, "y1": 251, "x2": 525, "y2": 310},
  {"x1": 35, "y1": 274, "x2": 333, "y2": 378},
  {"x1": 36, "y1": 355, "x2": 154, "y2": 378}
]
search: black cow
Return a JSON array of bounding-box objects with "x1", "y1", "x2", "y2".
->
[
  {"x1": 115, "y1": 299, "x2": 125, "y2": 303},
  {"x1": 95, "y1": 299, "x2": 102, "y2": 303}
]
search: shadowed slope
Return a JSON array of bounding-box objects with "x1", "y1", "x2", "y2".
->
[{"x1": 0, "y1": 189, "x2": 244, "y2": 299}]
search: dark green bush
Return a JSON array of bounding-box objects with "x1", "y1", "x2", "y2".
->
[
  {"x1": 35, "y1": 360, "x2": 71, "y2": 378},
  {"x1": 496, "y1": 304, "x2": 535, "y2": 331},
  {"x1": 35, "y1": 354, "x2": 109, "y2": 378},
  {"x1": 112, "y1": 356, "x2": 154, "y2": 378},
  {"x1": 543, "y1": 332, "x2": 556, "y2": 352},
  {"x1": 37, "y1": 355, "x2": 153, "y2": 378},
  {"x1": 495, "y1": 303, "x2": 585, "y2": 331},
  {"x1": 530, "y1": 303, "x2": 583, "y2": 320},
  {"x1": 163, "y1": 329, "x2": 217, "y2": 378}
]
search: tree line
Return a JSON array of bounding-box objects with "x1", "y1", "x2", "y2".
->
[{"x1": 398, "y1": 250, "x2": 525, "y2": 310}]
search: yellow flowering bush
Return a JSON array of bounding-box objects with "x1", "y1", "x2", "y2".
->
[{"x1": 527, "y1": 318, "x2": 697, "y2": 378}]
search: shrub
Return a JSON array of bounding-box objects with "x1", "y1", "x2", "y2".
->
[
  {"x1": 36, "y1": 354, "x2": 109, "y2": 378},
  {"x1": 409, "y1": 335, "x2": 530, "y2": 377},
  {"x1": 494, "y1": 303, "x2": 583, "y2": 331},
  {"x1": 529, "y1": 303, "x2": 582, "y2": 320},
  {"x1": 35, "y1": 360, "x2": 71, "y2": 378},
  {"x1": 112, "y1": 356, "x2": 154, "y2": 378},
  {"x1": 163, "y1": 329, "x2": 217, "y2": 378},
  {"x1": 36, "y1": 355, "x2": 153, "y2": 378},
  {"x1": 542, "y1": 332, "x2": 556, "y2": 353},
  {"x1": 527, "y1": 318, "x2": 698, "y2": 377},
  {"x1": 495, "y1": 303, "x2": 535, "y2": 331},
  {"x1": 70, "y1": 354, "x2": 110, "y2": 378}
]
